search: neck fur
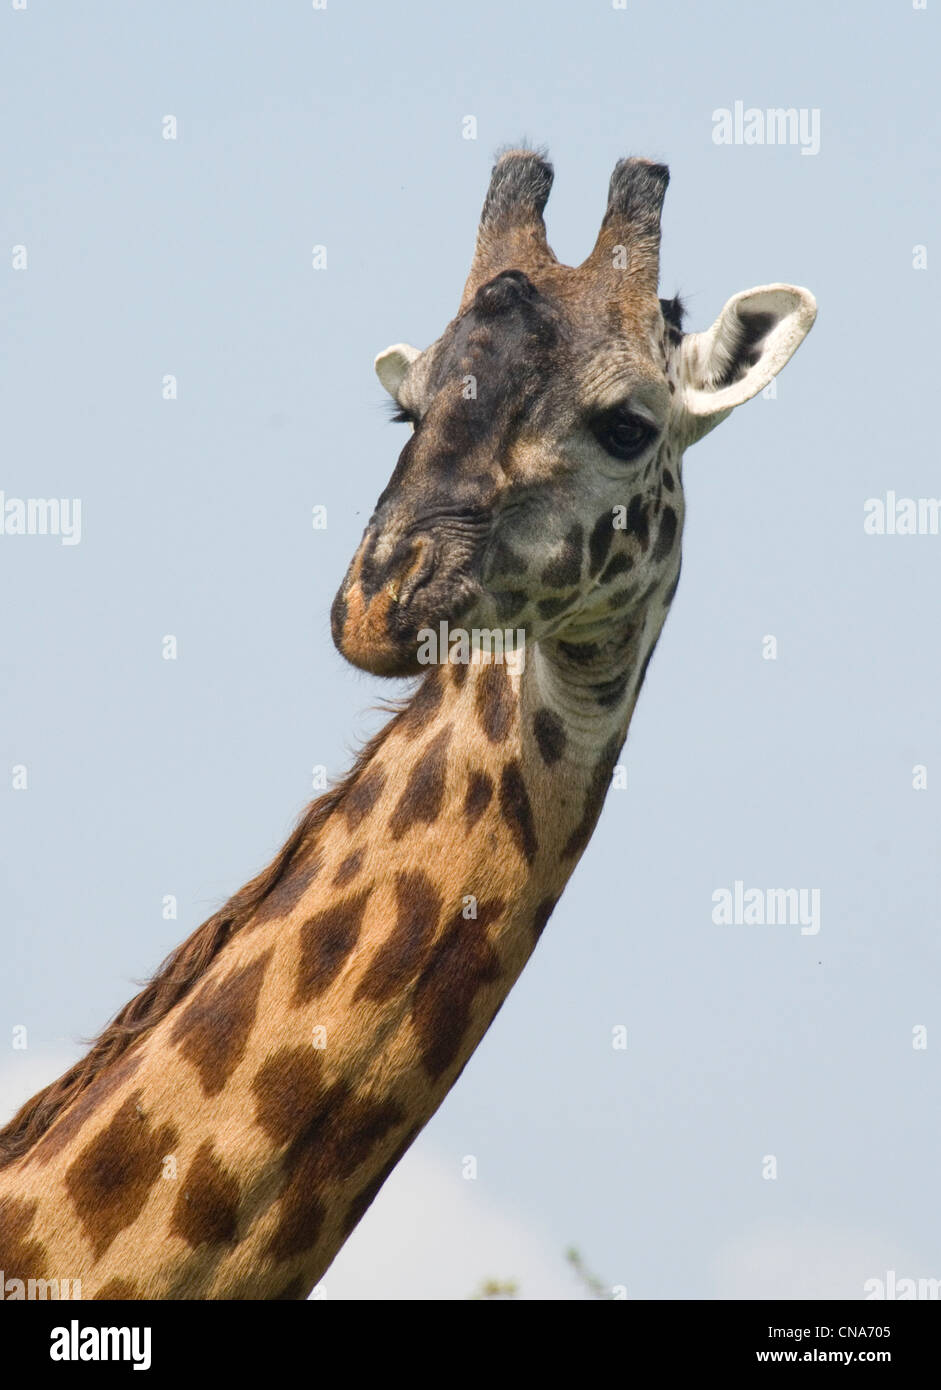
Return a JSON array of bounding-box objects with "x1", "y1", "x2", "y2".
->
[{"x1": 0, "y1": 630, "x2": 662, "y2": 1299}]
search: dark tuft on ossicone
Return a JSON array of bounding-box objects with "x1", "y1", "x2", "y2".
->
[{"x1": 480, "y1": 148, "x2": 554, "y2": 229}]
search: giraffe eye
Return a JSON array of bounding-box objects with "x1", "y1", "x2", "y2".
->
[
  {"x1": 390, "y1": 407, "x2": 417, "y2": 425},
  {"x1": 591, "y1": 407, "x2": 658, "y2": 461}
]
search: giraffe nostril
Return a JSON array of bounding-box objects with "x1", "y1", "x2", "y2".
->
[{"x1": 392, "y1": 537, "x2": 436, "y2": 608}]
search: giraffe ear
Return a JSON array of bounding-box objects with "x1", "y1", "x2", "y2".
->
[
  {"x1": 375, "y1": 343, "x2": 422, "y2": 398},
  {"x1": 680, "y1": 284, "x2": 816, "y2": 439}
]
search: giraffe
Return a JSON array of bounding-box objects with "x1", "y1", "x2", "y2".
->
[{"x1": 0, "y1": 150, "x2": 815, "y2": 1300}]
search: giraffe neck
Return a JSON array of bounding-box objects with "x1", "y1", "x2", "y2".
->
[{"x1": 0, "y1": 621, "x2": 661, "y2": 1300}]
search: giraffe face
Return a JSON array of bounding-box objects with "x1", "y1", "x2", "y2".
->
[{"x1": 331, "y1": 154, "x2": 816, "y2": 677}]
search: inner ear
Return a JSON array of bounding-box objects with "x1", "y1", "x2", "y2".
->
[
  {"x1": 710, "y1": 308, "x2": 778, "y2": 389},
  {"x1": 682, "y1": 284, "x2": 816, "y2": 424},
  {"x1": 375, "y1": 343, "x2": 421, "y2": 399}
]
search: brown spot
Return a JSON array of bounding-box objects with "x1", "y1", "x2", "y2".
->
[
  {"x1": 562, "y1": 734, "x2": 622, "y2": 859},
  {"x1": 250, "y1": 855, "x2": 320, "y2": 928},
  {"x1": 92, "y1": 1277, "x2": 140, "y2": 1299},
  {"x1": 532, "y1": 708, "x2": 566, "y2": 766},
  {"x1": 652, "y1": 505, "x2": 678, "y2": 562},
  {"x1": 596, "y1": 678, "x2": 628, "y2": 709},
  {"x1": 498, "y1": 760, "x2": 538, "y2": 864},
  {"x1": 635, "y1": 641, "x2": 657, "y2": 694},
  {"x1": 557, "y1": 639, "x2": 599, "y2": 664},
  {"x1": 588, "y1": 511, "x2": 615, "y2": 577},
  {"x1": 333, "y1": 849, "x2": 364, "y2": 886},
  {"x1": 171, "y1": 1140, "x2": 240, "y2": 1248},
  {"x1": 355, "y1": 871, "x2": 443, "y2": 1002},
  {"x1": 253, "y1": 1046, "x2": 325, "y2": 1147},
  {"x1": 343, "y1": 764, "x2": 387, "y2": 830},
  {"x1": 263, "y1": 1081, "x2": 405, "y2": 1261},
  {"x1": 389, "y1": 725, "x2": 453, "y2": 839},
  {"x1": 0, "y1": 1197, "x2": 47, "y2": 1283},
  {"x1": 412, "y1": 901, "x2": 504, "y2": 1079},
  {"x1": 451, "y1": 660, "x2": 469, "y2": 688},
  {"x1": 272, "y1": 1274, "x2": 311, "y2": 1300},
  {"x1": 475, "y1": 661, "x2": 514, "y2": 742},
  {"x1": 541, "y1": 522, "x2": 583, "y2": 589},
  {"x1": 341, "y1": 1123, "x2": 422, "y2": 1238},
  {"x1": 65, "y1": 1092, "x2": 179, "y2": 1261},
  {"x1": 601, "y1": 552, "x2": 632, "y2": 584},
  {"x1": 493, "y1": 590, "x2": 526, "y2": 620},
  {"x1": 265, "y1": 1187, "x2": 327, "y2": 1263},
  {"x1": 171, "y1": 950, "x2": 272, "y2": 1097},
  {"x1": 607, "y1": 587, "x2": 634, "y2": 612},
  {"x1": 463, "y1": 770, "x2": 493, "y2": 829},
  {"x1": 537, "y1": 594, "x2": 576, "y2": 619},
  {"x1": 31, "y1": 1050, "x2": 145, "y2": 1167},
  {"x1": 532, "y1": 896, "x2": 558, "y2": 942},
  {"x1": 294, "y1": 888, "x2": 371, "y2": 1004},
  {"x1": 399, "y1": 667, "x2": 445, "y2": 739},
  {"x1": 340, "y1": 1169, "x2": 388, "y2": 1241},
  {"x1": 295, "y1": 1091, "x2": 405, "y2": 1188}
]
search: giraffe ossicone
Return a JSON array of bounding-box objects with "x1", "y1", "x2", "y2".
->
[{"x1": 0, "y1": 149, "x2": 815, "y2": 1299}]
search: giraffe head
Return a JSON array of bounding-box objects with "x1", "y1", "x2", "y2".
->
[{"x1": 332, "y1": 150, "x2": 815, "y2": 677}]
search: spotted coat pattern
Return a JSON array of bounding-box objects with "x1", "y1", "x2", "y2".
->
[{"x1": 0, "y1": 148, "x2": 814, "y2": 1299}]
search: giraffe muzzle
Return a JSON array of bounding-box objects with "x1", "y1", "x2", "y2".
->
[{"x1": 331, "y1": 530, "x2": 478, "y2": 677}]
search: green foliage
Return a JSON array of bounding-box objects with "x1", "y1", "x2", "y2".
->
[
  {"x1": 565, "y1": 1246, "x2": 608, "y2": 1299},
  {"x1": 469, "y1": 1277, "x2": 519, "y2": 1300},
  {"x1": 469, "y1": 1246, "x2": 614, "y2": 1300}
]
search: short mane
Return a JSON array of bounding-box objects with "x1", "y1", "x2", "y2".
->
[{"x1": 660, "y1": 293, "x2": 686, "y2": 331}]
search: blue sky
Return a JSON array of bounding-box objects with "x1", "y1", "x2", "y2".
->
[{"x1": 1, "y1": 0, "x2": 938, "y2": 1298}]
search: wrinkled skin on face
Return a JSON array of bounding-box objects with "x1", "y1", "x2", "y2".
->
[{"x1": 331, "y1": 154, "x2": 815, "y2": 677}]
